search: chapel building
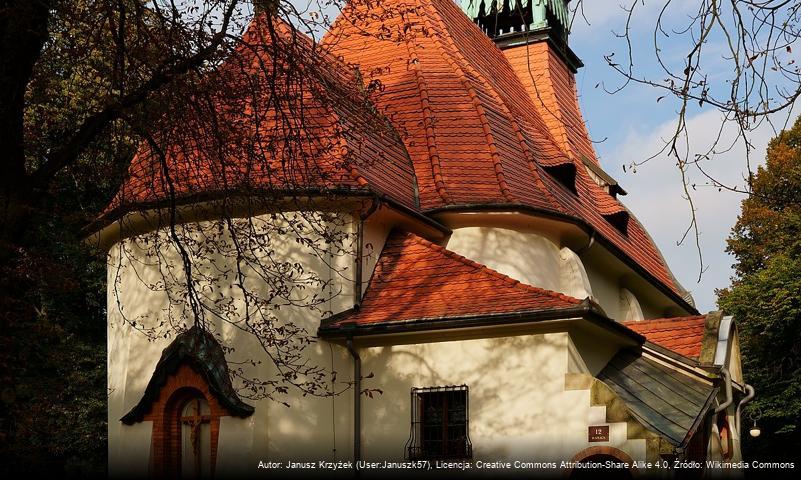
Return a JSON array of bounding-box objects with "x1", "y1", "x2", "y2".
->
[{"x1": 93, "y1": 1, "x2": 754, "y2": 477}]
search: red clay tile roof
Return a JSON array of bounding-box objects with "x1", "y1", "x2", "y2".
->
[
  {"x1": 323, "y1": 0, "x2": 684, "y2": 300},
  {"x1": 326, "y1": 230, "x2": 582, "y2": 327},
  {"x1": 504, "y1": 41, "x2": 601, "y2": 167},
  {"x1": 623, "y1": 316, "x2": 708, "y2": 359},
  {"x1": 104, "y1": 16, "x2": 418, "y2": 216},
  {"x1": 101, "y1": 2, "x2": 689, "y2": 310}
]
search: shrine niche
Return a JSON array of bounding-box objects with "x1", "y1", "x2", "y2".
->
[{"x1": 120, "y1": 327, "x2": 254, "y2": 477}]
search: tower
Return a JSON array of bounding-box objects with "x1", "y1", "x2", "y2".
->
[
  {"x1": 461, "y1": 1, "x2": 606, "y2": 174},
  {"x1": 462, "y1": 0, "x2": 578, "y2": 68}
]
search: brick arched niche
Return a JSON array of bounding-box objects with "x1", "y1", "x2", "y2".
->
[
  {"x1": 121, "y1": 327, "x2": 254, "y2": 477},
  {"x1": 566, "y1": 446, "x2": 638, "y2": 478},
  {"x1": 146, "y1": 364, "x2": 233, "y2": 477}
]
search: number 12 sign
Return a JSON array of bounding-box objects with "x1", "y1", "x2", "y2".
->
[{"x1": 588, "y1": 425, "x2": 610, "y2": 442}]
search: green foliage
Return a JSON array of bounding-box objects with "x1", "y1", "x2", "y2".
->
[
  {"x1": 718, "y1": 115, "x2": 801, "y2": 461},
  {"x1": 0, "y1": 156, "x2": 121, "y2": 475},
  {"x1": 0, "y1": 1, "x2": 138, "y2": 473}
]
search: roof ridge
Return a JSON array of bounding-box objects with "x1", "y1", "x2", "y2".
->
[
  {"x1": 419, "y1": 2, "x2": 513, "y2": 202},
  {"x1": 433, "y1": 0, "x2": 572, "y2": 166},
  {"x1": 403, "y1": 232, "x2": 582, "y2": 305},
  {"x1": 518, "y1": 43, "x2": 573, "y2": 157},
  {"x1": 623, "y1": 316, "x2": 707, "y2": 329},
  {"x1": 325, "y1": 104, "x2": 371, "y2": 188},
  {"x1": 427, "y1": 0, "x2": 575, "y2": 210},
  {"x1": 407, "y1": 43, "x2": 450, "y2": 203}
]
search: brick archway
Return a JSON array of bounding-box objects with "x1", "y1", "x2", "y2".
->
[
  {"x1": 143, "y1": 363, "x2": 226, "y2": 477},
  {"x1": 566, "y1": 446, "x2": 638, "y2": 477}
]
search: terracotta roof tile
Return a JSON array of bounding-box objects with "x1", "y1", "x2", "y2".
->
[
  {"x1": 101, "y1": 1, "x2": 689, "y2": 310},
  {"x1": 327, "y1": 230, "x2": 582, "y2": 327},
  {"x1": 623, "y1": 316, "x2": 708, "y2": 359},
  {"x1": 324, "y1": 0, "x2": 683, "y2": 299},
  {"x1": 504, "y1": 43, "x2": 601, "y2": 166},
  {"x1": 105, "y1": 16, "x2": 419, "y2": 216}
]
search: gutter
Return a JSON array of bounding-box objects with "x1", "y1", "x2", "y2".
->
[
  {"x1": 640, "y1": 341, "x2": 706, "y2": 374},
  {"x1": 84, "y1": 189, "x2": 451, "y2": 246},
  {"x1": 319, "y1": 299, "x2": 645, "y2": 345},
  {"x1": 346, "y1": 336, "x2": 361, "y2": 464},
  {"x1": 424, "y1": 203, "x2": 699, "y2": 315}
]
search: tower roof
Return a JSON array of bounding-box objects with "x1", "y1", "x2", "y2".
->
[{"x1": 325, "y1": 0, "x2": 685, "y2": 301}]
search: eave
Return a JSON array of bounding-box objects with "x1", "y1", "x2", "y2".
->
[
  {"x1": 318, "y1": 298, "x2": 645, "y2": 345},
  {"x1": 425, "y1": 203, "x2": 699, "y2": 316}
]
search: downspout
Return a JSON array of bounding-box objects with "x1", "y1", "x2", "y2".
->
[
  {"x1": 715, "y1": 367, "x2": 733, "y2": 414},
  {"x1": 735, "y1": 384, "x2": 755, "y2": 434},
  {"x1": 354, "y1": 199, "x2": 380, "y2": 308},
  {"x1": 348, "y1": 199, "x2": 378, "y2": 467},
  {"x1": 346, "y1": 336, "x2": 361, "y2": 464}
]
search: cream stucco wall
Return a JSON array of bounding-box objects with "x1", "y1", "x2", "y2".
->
[
  {"x1": 444, "y1": 227, "x2": 593, "y2": 301},
  {"x1": 106, "y1": 208, "x2": 686, "y2": 476},
  {"x1": 357, "y1": 332, "x2": 645, "y2": 463},
  {"x1": 444, "y1": 225, "x2": 653, "y2": 321},
  {"x1": 107, "y1": 210, "x2": 386, "y2": 476}
]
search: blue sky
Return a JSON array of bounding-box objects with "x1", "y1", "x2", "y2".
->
[
  {"x1": 566, "y1": 1, "x2": 787, "y2": 312},
  {"x1": 293, "y1": 0, "x2": 793, "y2": 313}
]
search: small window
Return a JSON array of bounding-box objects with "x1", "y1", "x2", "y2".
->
[
  {"x1": 543, "y1": 164, "x2": 578, "y2": 195},
  {"x1": 405, "y1": 386, "x2": 472, "y2": 460},
  {"x1": 582, "y1": 156, "x2": 627, "y2": 198},
  {"x1": 603, "y1": 211, "x2": 629, "y2": 236}
]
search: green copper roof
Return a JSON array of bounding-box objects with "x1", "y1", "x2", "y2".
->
[
  {"x1": 461, "y1": 0, "x2": 571, "y2": 33},
  {"x1": 598, "y1": 349, "x2": 718, "y2": 447}
]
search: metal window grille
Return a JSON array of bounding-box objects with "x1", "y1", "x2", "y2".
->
[{"x1": 405, "y1": 385, "x2": 472, "y2": 460}]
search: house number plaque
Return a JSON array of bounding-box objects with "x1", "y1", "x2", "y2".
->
[{"x1": 588, "y1": 425, "x2": 610, "y2": 442}]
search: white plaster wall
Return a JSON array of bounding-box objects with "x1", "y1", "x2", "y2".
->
[
  {"x1": 107, "y1": 211, "x2": 391, "y2": 476},
  {"x1": 567, "y1": 328, "x2": 623, "y2": 377},
  {"x1": 445, "y1": 227, "x2": 564, "y2": 294},
  {"x1": 107, "y1": 213, "x2": 652, "y2": 475},
  {"x1": 619, "y1": 288, "x2": 644, "y2": 322},
  {"x1": 583, "y1": 260, "x2": 623, "y2": 320},
  {"x1": 559, "y1": 247, "x2": 593, "y2": 300},
  {"x1": 728, "y1": 330, "x2": 744, "y2": 385},
  {"x1": 443, "y1": 225, "x2": 662, "y2": 321},
  {"x1": 445, "y1": 227, "x2": 592, "y2": 301},
  {"x1": 358, "y1": 332, "x2": 645, "y2": 463}
]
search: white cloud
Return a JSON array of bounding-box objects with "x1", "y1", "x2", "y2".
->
[{"x1": 602, "y1": 109, "x2": 776, "y2": 312}]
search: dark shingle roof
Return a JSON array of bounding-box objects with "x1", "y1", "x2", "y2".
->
[
  {"x1": 121, "y1": 326, "x2": 254, "y2": 424},
  {"x1": 598, "y1": 349, "x2": 717, "y2": 447}
]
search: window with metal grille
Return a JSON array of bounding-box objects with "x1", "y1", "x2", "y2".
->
[{"x1": 405, "y1": 386, "x2": 472, "y2": 460}]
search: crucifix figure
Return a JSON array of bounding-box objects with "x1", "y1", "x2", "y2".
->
[{"x1": 179, "y1": 397, "x2": 211, "y2": 478}]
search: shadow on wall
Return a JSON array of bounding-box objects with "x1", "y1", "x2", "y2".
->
[
  {"x1": 360, "y1": 333, "x2": 598, "y2": 461},
  {"x1": 445, "y1": 227, "x2": 565, "y2": 294},
  {"x1": 108, "y1": 213, "x2": 361, "y2": 464}
]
